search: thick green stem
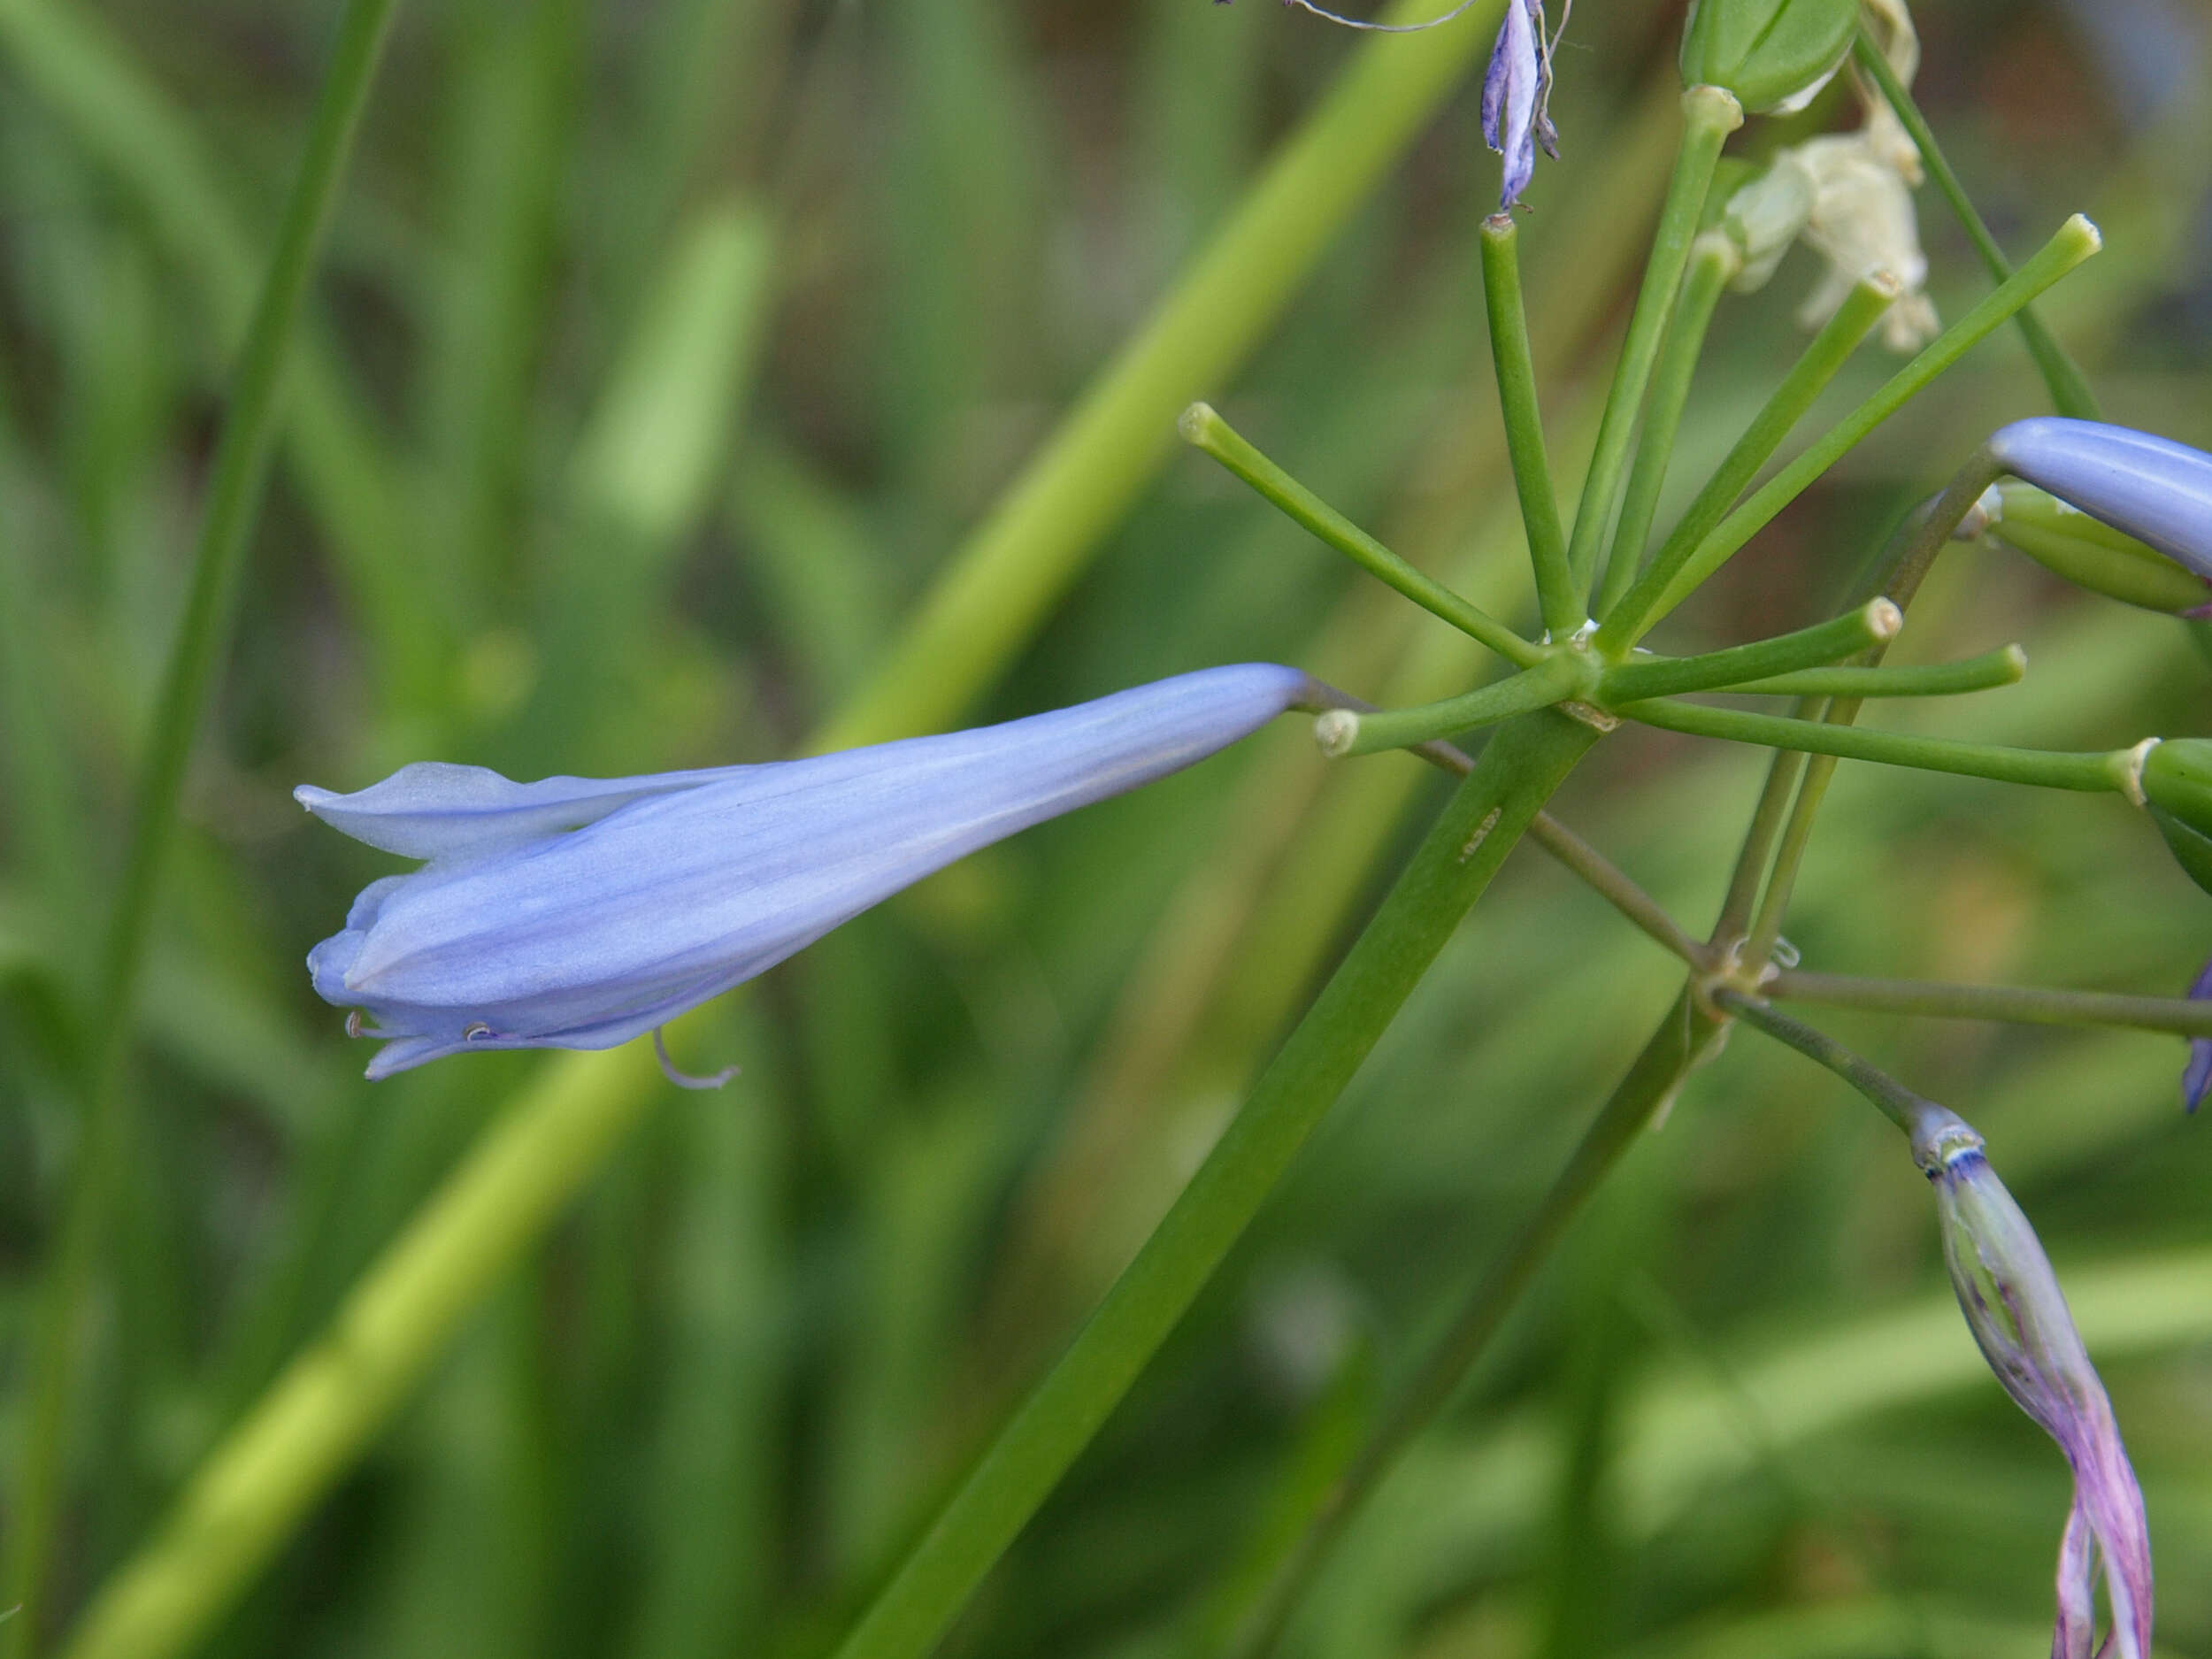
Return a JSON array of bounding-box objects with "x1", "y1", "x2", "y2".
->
[
  {"x1": 1225, "y1": 994, "x2": 1727, "y2": 1659},
  {"x1": 1769, "y1": 971, "x2": 2212, "y2": 1040},
  {"x1": 5, "y1": 4, "x2": 400, "y2": 1650},
  {"x1": 1724, "y1": 647, "x2": 2024, "y2": 699},
  {"x1": 1479, "y1": 213, "x2": 1577, "y2": 640},
  {"x1": 1620, "y1": 698, "x2": 2129, "y2": 795},
  {"x1": 1592, "y1": 236, "x2": 1732, "y2": 618},
  {"x1": 1562, "y1": 87, "x2": 1742, "y2": 603},
  {"x1": 1851, "y1": 32, "x2": 2101, "y2": 422},
  {"x1": 831, "y1": 713, "x2": 1601, "y2": 1659},
  {"x1": 1180, "y1": 402, "x2": 1539, "y2": 665},
  {"x1": 1316, "y1": 653, "x2": 1594, "y2": 757},
  {"x1": 1596, "y1": 600, "x2": 1897, "y2": 704},
  {"x1": 1616, "y1": 217, "x2": 2103, "y2": 642}
]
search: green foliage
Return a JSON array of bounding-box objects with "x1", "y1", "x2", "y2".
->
[{"x1": 0, "y1": 4, "x2": 2208, "y2": 1659}]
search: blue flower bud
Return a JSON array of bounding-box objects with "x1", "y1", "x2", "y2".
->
[
  {"x1": 1986, "y1": 419, "x2": 2212, "y2": 584},
  {"x1": 1913, "y1": 1115, "x2": 2154, "y2": 1659},
  {"x1": 300, "y1": 664, "x2": 1313, "y2": 1079},
  {"x1": 1678, "y1": 0, "x2": 1855, "y2": 113}
]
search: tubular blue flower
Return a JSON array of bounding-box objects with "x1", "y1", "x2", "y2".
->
[
  {"x1": 1986, "y1": 419, "x2": 2212, "y2": 585},
  {"x1": 1911, "y1": 1112, "x2": 2154, "y2": 1659},
  {"x1": 1481, "y1": 0, "x2": 1559, "y2": 211},
  {"x1": 300, "y1": 664, "x2": 1316, "y2": 1079}
]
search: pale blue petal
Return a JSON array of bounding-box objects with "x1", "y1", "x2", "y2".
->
[
  {"x1": 295, "y1": 759, "x2": 741, "y2": 861},
  {"x1": 1989, "y1": 419, "x2": 2212, "y2": 577}
]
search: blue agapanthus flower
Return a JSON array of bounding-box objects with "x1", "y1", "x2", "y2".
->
[{"x1": 301, "y1": 664, "x2": 1315, "y2": 1079}]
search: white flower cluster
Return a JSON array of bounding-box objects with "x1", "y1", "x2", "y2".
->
[{"x1": 1722, "y1": 0, "x2": 1939, "y2": 351}]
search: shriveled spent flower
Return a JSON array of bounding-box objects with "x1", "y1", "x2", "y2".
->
[
  {"x1": 1481, "y1": 0, "x2": 1561, "y2": 211},
  {"x1": 301, "y1": 664, "x2": 1316, "y2": 1080},
  {"x1": 1912, "y1": 1112, "x2": 2154, "y2": 1659}
]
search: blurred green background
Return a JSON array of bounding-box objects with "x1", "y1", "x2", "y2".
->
[{"x1": 3, "y1": 0, "x2": 2211, "y2": 1655}]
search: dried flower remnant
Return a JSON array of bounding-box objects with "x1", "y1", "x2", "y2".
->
[
  {"x1": 1481, "y1": 0, "x2": 1563, "y2": 210},
  {"x1": 299, "y1": 665, "x2": 1316, "y2": 1079},
  {"x1": 1913, "y1": 1112, "x2": 2154, "y2": 1659}
]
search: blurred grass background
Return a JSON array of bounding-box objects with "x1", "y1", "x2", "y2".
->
[{"x1": 2, "y1": 1, "x2": 2210, "y2": 1655}]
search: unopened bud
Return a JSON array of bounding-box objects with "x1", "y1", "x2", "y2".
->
[{"x1": 1679, "y1": 0, "x2": 1855, "y2": 114}]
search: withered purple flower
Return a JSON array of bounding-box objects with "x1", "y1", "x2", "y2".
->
[{"x1": 1482, "y1": 0, "x2": 1561, "y2": 210}]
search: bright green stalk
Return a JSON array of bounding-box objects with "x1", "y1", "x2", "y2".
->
[
  {"x1": 1179, "y1": 402, "x2": 1539, "y2": 665},
  {"x1": 1479, "y1": 213, "x2": 1576, "y2": 640},
  {"x1": 1615, "y1": 215, "x2": 2105, "y2": 643},
  {"x1": 1591, "y1": 273, "x2": 1899, "y2": 649},
  {"x1": 1314, "y1": 653, "x2": 1594, "y2": 757},
  {"x1": 1768, "y1": 971, "x2": 2212, "y2": 1040},
  {"x1": 1223, "y1": 994, "x2": 1728, "y2": 1659},
  {"x1": 1562, "y1": 87, "x2": 1741, "y2": 603},
  {"x1": 1595, "y1": 600, "x2": 1899, "y2": 703},
  {"x1": 1620, "y1": 697, "x2": 2132, "y2": 795},
  {"x1": 1851, "y1": 31, "x2": 2101, "y2": 421},
  {"x1": 1592, "y1": 235, "x2": 1732, "y2": 618},
  {"x1": 817, "y1": 0, "x2": 1510, "y2": 752},
  {"x1": 832, "y1": 713, "x2": 1601, "y2": 1659},
  {"x1": 1713, "y1": 991, "x2": 1944, "y2": 1139},
  {"x1": 1725, "y1": 646, "x2": 2024, "y2": 699},
  {"x1": 56, "y1": 1042, "x2": 664, "y2": 1659},
  {"x1": 5, "y1": 4, "x2": 401, "y2": 1651}
]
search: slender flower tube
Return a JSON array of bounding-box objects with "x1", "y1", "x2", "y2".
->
[
  {"x1": 1987, "y1": 419, "x2": 2212, "y2": 581},
  {"x1": 301, "y1": 664, "x2": 1314, "y2": 1079},
  {"x1": 1912, "y1": 1112, "x2": 2154, "y2": 1659}
]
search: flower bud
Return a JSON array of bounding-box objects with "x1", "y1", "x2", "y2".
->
[
  {"x1": 2142, "y1": 740, "x2": 2212, "y2": 900},
  {"x1": 1984, "y1": 481, "x2": 2212, "y2": 617},
  {"x1": 1986, "y1": 419, "x2": 2212, "y2": 580},
  {"x1": 2142, "y1": 739, "x2": 2212, "y2": 837},
  {"x1": 1912, "y1": 1115, "x2": 2154, "y2": 1659},
  {"x1": 1678, "y1": 0, "x2": 1855, "y2": 114}
]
